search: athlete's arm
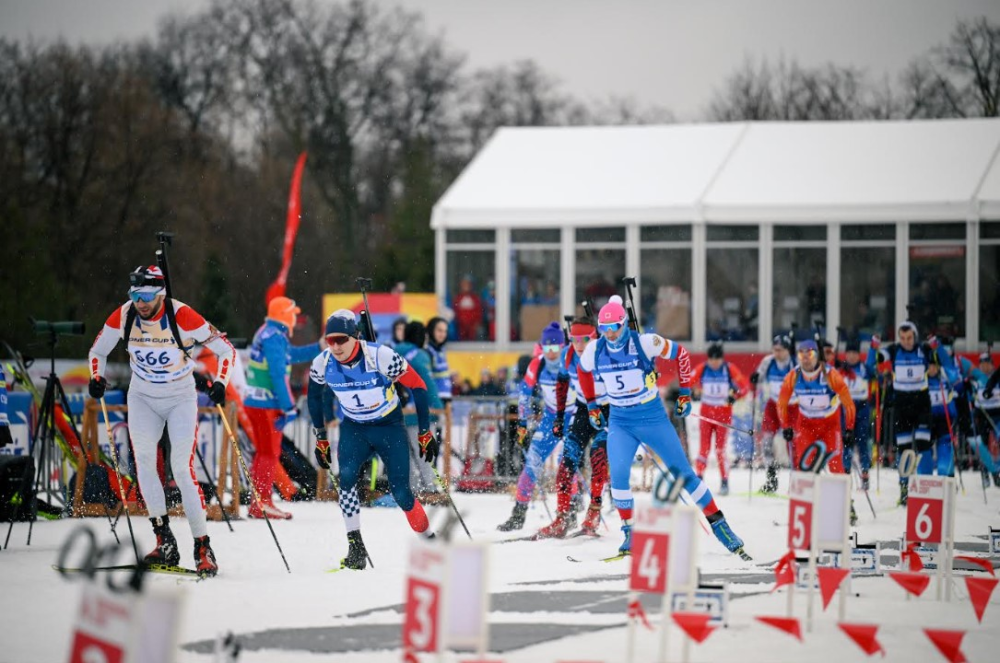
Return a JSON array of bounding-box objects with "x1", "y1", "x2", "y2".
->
[
  {"x1": 985, "y1": 367, "x2": 1000, "y2": 395},
  {"x1": 828, "y1": 369, "x2": 856, "y2": 430},
  {"x1": 777, "y1": 371, "x2": 797, "y2": 428},
  {"x1": 729, "y1": 364, "x2": 751, "y2": 399},
  {"x1": 88, "y1": 305, "x2": 127, "y2": 379},
  {"x1": 176, "y1": 305, "x2": 237, "y2": 386},
  {"x1": 518, "y1": 356, "x2": 542, "y2": 421},
  {"x1": 306, "y1": 352, "x2": 329, "y2": 429},
  {"x1": 555, "y1": 348, "x2": 572, "y2": 413},
  {"x1": 691, "y1": 362, "x2": 706, "y2": 397},
  {"x1": 396, "y1": 366, "x2": 430, "y2": 432},
  {"x1": 640, "y1": 334, "x2": 692, "y2": 391}
]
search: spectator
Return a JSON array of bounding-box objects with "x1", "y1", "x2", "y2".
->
[
  {"x1": 482, "y1": 280, "x2": 497, "y2": 340},
  {"x1": 391, "y1": 317, "x2": 408, "y2": 348},
  {"x1": 472, "y1": 369, "x2": 506, "y2": 397},
  {"x1": 453, "y1": 275, "x2": 482, "y2": 341},
  {"x1": 539, "y1": 281, "x2": 559, "y2": 305}
]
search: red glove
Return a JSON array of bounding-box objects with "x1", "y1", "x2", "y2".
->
[
  {"x1": 870, "y1": 335, "x2": 881, "y2": 350},
  {"x1": 418, "y1": 429, "x2": 439, "y2": 464}
]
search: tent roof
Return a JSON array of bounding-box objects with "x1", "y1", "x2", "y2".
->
[{"x1": 432, "y1": 118, "x2": 1000, "y2": 229}]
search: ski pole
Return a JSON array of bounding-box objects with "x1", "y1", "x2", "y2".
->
[
  {"x1": 432, "y1": 468, "x2": 472, "y2": 540},
  {"x1": 99, "y1": 397, "x2": 140, "y2": 563},
  {"x1": 748, "y1": 385, "x2": 758, "y2": 502},
  {"x1": 215, "y1": 404, "x2": 290, "y2": 573},
  {"x1": 193, "y1": 442, "x2": 234, "y2": 533},
  {"x1": 852, "y1": 456, "x2": 876, "y2": 519},
  {"x1": 688, "y1": 412, "x2": 754, "y2": 437}
]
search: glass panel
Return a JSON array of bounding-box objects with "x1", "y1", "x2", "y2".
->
[
  {"x1": 774, "y1": 226, "x2": 826, "y2": 242},
  {"x1": 511, "y1": 228, "x2": 560, "y2": 243},
  {"x1": 980, "y1": 245, "x2": 1000, "y2": 342},
  {"x1": 446, "y1": 250, "x2": 495, "y2": 341},
  {"x1": 982, "y1": 221, "x2": 1000, "y2": 240},
  {"x1": 640, "y1": 248, "x2": 692, "y2": 339},
  {"x1": 772, "y1": 248, "x2": 827, "y2": 336},
  {"x1": 841, "y1": 224, "x2": 895, "y2": 242},
  {"x1": 706, "y1": 247, "x2": 759, "y2": 341},
  {"x1": 511, "y1": 248, "x2": 561, "y2": 343},
  {"x1": 841, "y1": 246, "x2": 895, "y2": 339},
  {"x1": 576, "y1": 248, "x2": 626, "y2": 311},
  {"x1": 446, "y1": 229, "x2": 495, "y2": 244},
  {"x1": 640, "y1": 225, "x2": 692, "y2": 243},
  {"x1": 909, "y1": 223, "x2": 965, "y2": 241},
  {"x1": 909, "y1": 245, "x2": 966, "y2": 338},
  {"x1": 576, "y1": 227, "x2": 626, "y2": 243},
  {"x1": 706, "y1": 225, "x2": 759, "y2": 242}
]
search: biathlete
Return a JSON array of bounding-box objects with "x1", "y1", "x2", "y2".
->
[
  {"x1": 840, "y1": 338, "x2": 874, "y2": 487},
  {"x1": 751, "y1": 335, "x2": 798, "y2": 493},
  {"x1": 497, "y1": 323, "x2": 574, "y2": 532},
  {"x1": 923, "y1": 355, "x2": 960, "y2": 476},
  {"x1": 691, "y1": 343, "x2": 750, "y2": 496},
  {"x1": 575, "y1": 296, "x2": 750, "y2": 560},
  {"x1": 970, "y1": 353, "x2": 1000, "y2": 487},
  {"x1": 88, "y1": 265, "x2": 236, "y2": 576},
  {"x1": 537, "y1": 316, "x2": 610, "y2": 538},
  {"x1": 307, "y1": 310, "x2": 438, "y2": 570}
]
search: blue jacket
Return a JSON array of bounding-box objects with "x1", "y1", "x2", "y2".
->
[
  {"x1": 244, "y1": 319, "x2": 320, "y2": 410},
  {"x1": 394, "y1": 342, "x2": 443, "y2": 410}
]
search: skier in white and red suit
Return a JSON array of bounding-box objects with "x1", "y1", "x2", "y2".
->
[
  {"x1": 88, "y1": 265, "x2": 236, "y2": 577},
  {"x1": 691, "y1": 342, "x2": 750, "y2": 496}
]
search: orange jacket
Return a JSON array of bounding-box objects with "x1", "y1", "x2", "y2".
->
[{"x1": 777, "y1": 366, "x2": 856, "y2": 430}]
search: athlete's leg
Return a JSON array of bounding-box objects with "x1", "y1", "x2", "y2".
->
[
  {"x1": 336, "y1": 418, "x2": 372, "y2": 532},
  {"x1": 696, "y1": 418, "x2": 712, "y2": 477},
  {"x1": 366, "y1": 418, "x2": 431, "y2": 534},
  {"x1": 635, "y1": 416, "x2": 720, "y2": 516},
  {"x1": 713, "y1": 421, "x2": 729, "y2": 481},
  {"x1": 607, "y1": 417, "x2": 642, "y2": 521},
  {"x1": 515, "y1": 413, "x2": 560, "y2": 503},
  {"x1": 126, "y1": 391, "x2": 169, "y2": 518},
  {"x1": 163, "y1": 392, "x2": 208, "y2": 537},
  {"x1": 246, "y1": 406, "x2": 282, "y2": 505},
  {"x1": 822, "y1": 417, "x2": 844, "y2": 474}
]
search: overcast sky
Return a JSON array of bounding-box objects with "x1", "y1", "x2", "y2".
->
[{"x1": 2, "y1": 0, "x2": 999, "y2": 119}]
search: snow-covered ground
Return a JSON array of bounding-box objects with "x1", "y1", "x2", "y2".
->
[{"x1": 3, "y1": 467, "x2": 999, "y2": 663}]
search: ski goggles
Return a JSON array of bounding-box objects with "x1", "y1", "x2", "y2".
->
[
  {"x1": 325, "y1": 334, "x2": 353, "y2": 346},
  {"x1": 541, "y1": 344, "x2": 562, "y2": 354},
  {"x1": 570, "y1": 335, "x2": 593, "y2": 344},
  {"x1": 797, "y1": 348, "x2": 818, "y2": 361},
  {"x1": 129, "y1": 289, "x2": 162, "y2": 303},
  {"x1": 598, "y1": 321, "x2": 625, "y2": 334}
]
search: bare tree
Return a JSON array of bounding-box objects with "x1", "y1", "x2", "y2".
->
[{"x1": 939, "y1": 16, "x2": 1000, "y2": 117}]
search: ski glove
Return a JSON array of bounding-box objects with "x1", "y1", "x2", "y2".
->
[
  {"x1": 275, "y1": 408, "x2": 298, "y2": 430},
  {"x1": 194, "y1": 372, "x2": 210, "y2": 393},
  {"x1": 88, "y1": 376, "x2": 107, "y2": 400},
  {"x1": 985, "y1": 387, "x2": 995, "y2": 400},
  {"x1": 418, "y1": 430, "x2": 439, "y2": 464},
  {"x1": 844, "y1": 428, "x2": 855, "y2": 446},
  {"x1": 207, "y1": 381, "x2": 226, "y2": 405},
  {"x1": 749, "y1": 372, "x2": 760, "y2": 386},
  {"x1": 516, "y1": 421, "x2": 529, "y2": 447},
  {"x1": 0, "y1": 426, "x2": 11, "y2": 449},
  {"x1": 552, "y1": 412, "x2": 565, "y2": 439},
  {"x1": 675, "y1": 388, "x2": 692, "y2": 418},
  {"x1": 314, "y1": 429, "x2": 331, "y2": 470},
  {"x1": 782, "y1": 427, "x2": 795, "y2": 441},
  {"x1": 926, "y1": 334, "x2": 939, "y2": 350},
  {"x1": 870, "y1": 335, "x2": 881, "y2": 350},
  {"x1": 587, "y1": 401, "x2": 605, "y2": 430},
  {"x1": 727, "y1": 390, "x2": 737, "y2": 406}
]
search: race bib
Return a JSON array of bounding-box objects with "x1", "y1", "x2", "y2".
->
[
  {"x1": 896, "y1": 364, "x2": 926, "y2": 384},
  {"x1": 799, "y1": 393, "x2": 831, "y2": 413},
  {"x1": 606, "y1": 370, "x2": 644, "y2": 396}
]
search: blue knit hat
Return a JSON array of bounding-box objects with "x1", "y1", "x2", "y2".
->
[
  {"x1": 540, "y1": 322, "x2": 564, "y2": 347},
  {"x1": 325, "y1": 309, "x2": 359, "y2": 337}
]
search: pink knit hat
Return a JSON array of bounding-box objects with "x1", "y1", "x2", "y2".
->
[{"x1": 598, "y1": 295, "x2": 627, "y2": 326}]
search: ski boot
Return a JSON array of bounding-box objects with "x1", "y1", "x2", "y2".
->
[
  {"x1": 982, "y1": 469, "x2": 991, "y2": 491},
  {"x1": 707, "y1": 512, "x2": 751, "y2": 560},
  {"x1": 248, "y1": 502, "x2": 293, "y2": 520},
  {"x1": 194, "y1": 535, "x2": 218, "y2": 577},
  {"x1": 537, "y1": 512, "x2": 571, "y2": 539},
  {"x1": 341, "y1": 530, "x2": 368, "y2": 570},
  {"x1": 860, "y1": 471, "x2": 870, "y2": 491},
  {"x1": 497, "y1": 502, "x2": 528, "y2": 532},
  {"x1": 993, "y1": 472, "x2": 1000, "y2": 488},
  {"x1": 144, "y1": 516, "x2": 181, "y2": 567},
  {"x1": 849, "y1": 501, "x2": 858, "y2": 527},
  {"x1": 619, "y1": 521, "x2": 633, "y2": 556},
  {"x1": 897, "y1": 482, "x2": 909, "y2": 507},
  {"x1": 580, "y1": 503, "x2": 602, "y2": 535},
  {"x1": 760, "y1": 465, "x2": 778, "y2": 494},
  {"x1": 719, "y1": 478, "x2": 730, "y2": 496}
]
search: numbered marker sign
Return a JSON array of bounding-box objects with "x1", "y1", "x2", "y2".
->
[
  {"x1": 906, "y1": 475, "x2": 946, "y2": 544},
  {"x1": 787, "y1": 472, "x2": 817, "y2": 552},
  {"x1": 629, "y1": 507, "x2": 673, "y2": 594},
  {"x1": 68, "y1": 584, "x2": 131, "y2": 663},
  {"x1": 403, "y1": 541, "x2": 446, "y2": 653}
]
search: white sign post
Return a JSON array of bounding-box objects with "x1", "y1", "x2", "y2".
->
[
  {"x1": 666, "y1": 506, "x2": 700, "y2": 663},
  {"x1": 786, "y1": 471, "x2": 816, "y2": 619},
  {"x1": 814, "y1": 473, "x2": 852, "y2": 622},
  {"x1": 990, "y1": 527, "x2": 1000, "y2": 557},
  {"x1": 626, "y1": 506, "x2": 672, "y2": 663},
  {"x1": 403, "y1": 540, "x2": 447, "y2": 657},
  {"x1": 906, "y1": 475, "x2": 955, "y2": 601}
]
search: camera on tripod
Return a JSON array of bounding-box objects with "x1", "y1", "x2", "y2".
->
[{"x1": 31, "y1": 319, "x2": 85, "y2": 337}]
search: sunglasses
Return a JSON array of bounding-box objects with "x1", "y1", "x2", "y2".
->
[
  {"x1": 570, "y1": 335, "x2": 592, "y2": 343},
  {"x1": 542, "y1": 344, "x2": 562, "y2": 354},
  {"x1": 129, "y1": 290, "x2": 160, "y2": 304},
  {"x1": 326, "y1": 335, "x2": 352, "y2": 346},
  {"x1": 797, "y1": 349, "x2": 818, "y2": 360},
  {"x1": 598, "y1": 321, "x2": 625, "y2": 334}
]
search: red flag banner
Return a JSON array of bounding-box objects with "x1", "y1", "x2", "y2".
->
[
  {"x1": 627, "y1": 600, "x2": 654, "y2": 631},
  {"x1": 817, "y1": 567, "x2": 850, "y2": 610},
  {"x1": 923, "y1": 629, "x2": 967, "y2": 663},
  {"x1": 889, "y1": 571, "x2": 931, "y2": 598},
  {"x1": 755, "y1": 616, "x2": 803, "y2": 642},
  {"x1": 902, "y1": 542, "x2": 924, "y2": 572},
  {"x1": 955, "y1": 555, "x2": 996, "y2": 576},
  {"x1": 771, "y1": 550, "x2": 796, "y2": 592},
  {"x1": 266, "y1": 152, "x2": 308, "y2": 305},
  {"x1": 671, "y1": 612, "x2": 716, "y2": 644},
  {"x1": 837, "y1": 623, "x2": 885, "y2": 657},
  {"x1": 964, "y1": 576, "x2": 998, "y2": 623}
]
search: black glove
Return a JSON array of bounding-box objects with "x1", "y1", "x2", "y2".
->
[
  {"x1": 194, "y1": 372, "x2": 211, "y2": 393},
  {"x1": 749, "y1": 372, "x2": 760, "y2": 386},
  {"x1": 418, "y1": 429, "x2": 439, "y2": 464},
  {"x1": 782, "y1": 427, "x2": 794, "y2": 442},
  {"x1": 88, "y1": 376, "x2": 107, "y2": 399},
  {"x1": 985, "y1": 388, "x2": 995, "y2": 400},
  {"x1": 844, "y1": 428, "x2": 855, "y2": 446},
  {"x1": 207, "y1": 381, "x2": 226, "y2": 405},
  {"x1": 552, "y1": 413, "x2": 565, "y2": 439},
  {"x1": 0, "y1": 426, "x2": 12, "y2": 449},
  {"x1": 727, "y1": 390, "x2": 737, "y2": 406},
  {"x1": 314, "y1": 428, "x2": 331, "y2": 469}
]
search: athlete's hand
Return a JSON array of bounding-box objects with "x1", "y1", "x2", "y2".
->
[
  {"x1": 870, "y1": 335, "x2": 881, "y2": 350},
  {"x1": 926, "y1": 334, "x2": 939, "y2": 351},
  {"x1": 782, "y1": 427, "x2": 795, "y2": 441},
  {"x1": 587, "y1": 401, "x2": 605, "y2": 430},
  {"x1": 675, "y1": 388, "x2": 692, "y2": 418},
  {"x1": 516, "y1": 421, "x2": 529, "y2": 447},
  {"x1": 314, "y1": 428, "x2": 331, "y2": 469},
  {"x1": 727, "y1": 390, "x2": 737, "y2": 406},
  {"x1": 0, "y1": 426, "x2": 11, "y2": 449},
  {"x1": 88, "y1": 376, "x2": 107, "y2": 400},
  {"x1": 552, "y1": 413, "x2": 565, "y2": 439},
  {"x1": 844, "y1": 428, "x2": 855, "y2": 446},
  {"x1": 207, "y1": 381, "x2": 226, "y2": 405},
  {"x1": 194, "y1": 372, "x2": 210, "y2": 393},
  {"x1": 749, "y1": 372, "x2": 760, "y2": 386},
  {"x1": 418, "y1": 429, "x2": 439, "y2": 464},
  {"x1": 984, "y1": 387, "x2": 995, "y2": 400},
  {"x1": 275, "y1": 407, "x2": 298, "y2": 430}
]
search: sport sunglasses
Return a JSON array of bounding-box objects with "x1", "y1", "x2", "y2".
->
[
  {"x1": 542, "y1": 344, "x2": 562, "y2": 353},
  {"x1": 129, "y1": 290, "x2": 160, "y2": 304},
  {"x1": 326, "y1": 334, "x2": 353, "y2": 346},
  {"x1": 598, "y1": 321, "x2": 625, "y2": 334}
]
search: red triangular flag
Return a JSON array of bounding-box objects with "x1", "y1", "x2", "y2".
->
[
  {"x1": 817, "y1": 567, "x2": 851, "y2": 610},
  {"x1": 902, "y1": 542, "x2": 924, "y2": 572},
  {"x1": 838, "y1": 623, "x2": 885, "y2": 657},
  {"x1": 772, "y1": 550, "x2": 796, "y2": 592},
  {"x1": 965, "y1": 576, "x2": 999, "y2": 623},
  {"x1": 671, "y1": 611, "x2": 716, "y2": 644},
  {"x1": 924, "y1": 629, "x2": 967, "y2": 663},
  {"x1": 755, "y1": 616, "x2": 803, "y2": 642},
  {"x1": 889, "y1": 571, "x2": 931, "y2": 597},
  {"x1": 627, "y1": 600, "x2": 654, "y2": 631},
  {"x1": 955, "y1": 555, "x2": 996, "y2": 576}
]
